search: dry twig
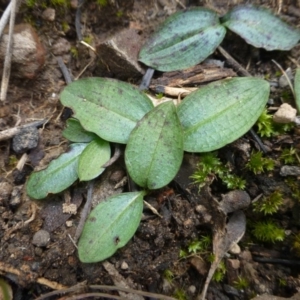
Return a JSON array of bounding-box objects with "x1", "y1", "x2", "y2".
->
[{"x1": 0, "y1": 0, "x2": 19, "y2": 101}]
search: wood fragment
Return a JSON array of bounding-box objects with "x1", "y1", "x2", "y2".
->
[
  {"x1": 150, "y1": 63, "x2": 236, "y2": 89},
  {"x1": 0, "y1": 119, "x2": 46, "y2": 141},
  {"x1": 102, "y1": 261, "x2": 144, "y2": 300},
  {"x1": 73, "y1": 181, "x2": 94, "y2": 243}
]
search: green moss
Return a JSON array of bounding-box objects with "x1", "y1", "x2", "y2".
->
[
  {"x1": 96, "y1": 0, "x2": 108, "y2": 6},
  {"x1": 61, "y1": 21, "x2": 70, "y2": 33},
  {"x1": 50, "y1": 0, "x2": 69, "y2": 6},
  {"x1": 212, "y1": 260, "x2": 226, "y2": 282},
  {"x1": 292, "y1": 232, "x2": 300, "y2": 257},
  {"x1": 156, "y1": 92, "x2": 164, "y2": 99},
  {"x1": 187, "y1": 235, "x2": 212, "y2": 254},
  {"x1": 280, "y1": 147, "x2": 297, "y2": 164},
  {"x1": 256, "y1": 108, "x2": 274, "y2": 137},
  {"x1": 191, "y1": 152, "x2": 245, "y2": 190},
  {"x1": 70, "y1": 46, "x2": 79, "y2": 58},
  {"x1": 253, "y1": 191, "x2": 283, "y2": 215},
  {"x1": 246, "y1": 151, "x2": 275, "y2": 174},
  {"x1": 116, "y1": 10, "x2": 124, "y2": 17},
  {"x1": 163, "y1": 269, "x2": 174, "y2": 284},
  {"x1": 173, "y1": 288, "x2": 187, "y2": 300},
  {"x1": 83, "y1": 35, "x2": 94, "y2": 45},
  {"x1": 234, "y1": 276, "x2": 249, "y2": 290},
  {"x1": 252, "y1": 221, "x2": 285, "y2": 243}
]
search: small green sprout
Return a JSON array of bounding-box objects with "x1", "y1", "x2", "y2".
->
[
  {"x1": 285, "y1": 177, "x2": 300, "y2": 201},
  {"x1": 156, "y1": 92, "x2": 164, "y2": 99},
  {"x1": 246, "y1": 151, "x2": 275, "y2": 174},
  {"x1": 212, "y1": 260, "x2": 226, "y2": 282},
  {"x1": 116, "y1": 10, "x2": 124, "y2": 17},
  {"x1": 220, "y1": 173, "x2": 246, "y2": 190},
  {"x1": 96, "y1": 0, "x2": 108, "y2": 6},
  {"x1": 278, "y1": 278, "x2": 287, "y2": 287},
  {"x1": 179, "y1": 249, "x2": 188, "y2": 259},
  {"x1": 50, "y1": 0, "x2": 69, "y2": 6},
  {"x1": 173, "y1": 288, "x2": 187, "y2": 300},
  {"x1": 256, "y1": 108, "x2": 274, "y2": 137},
  {"x1": 292, "y1": 232, "x2": 300, "y2": 257},
  {"x1": 83, "y1": 35, "x2": 93, "y2": 45},
  {"x1": 253, "y1": 191, "x2": 283, "y2": 215},
  {"x1": 280, "y1": 147, "x2": 297, "y2": 164},
  {"x1": 233, "y1": 276, "x2": 249, "y2": 290},
  {"x1": 163, "y1": 269, "x2": 174, "y2": 284},
  {"x1": 252, "y1": 221, "x2": 285, "y2": 243},
  {"x1": 187, "y1": 235, "x2": 212, "y2": 254},
  {"x1": 70, "y1": 47, "x2": 79, "y2": 58}
]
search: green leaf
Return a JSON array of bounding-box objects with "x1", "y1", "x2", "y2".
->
[
  {"x1": 62, "y1": 118, "x2": 97, "y2": 142},
  {"x1": 78, "y1": 191, "x2": 145, "y2": 263},
  {"x1": 26, "y1": 143, "x2": 87, "y2": 199},
  {"x1": 177, "y1": 77, "x2": 270, "y2": 152},
  {"x1": 60, "y1": 78, "x2": 154, "y2": 144},
  {"x1": 139, "y1": 8, "x2": 226, "y2": 72},
  {"x1": 221, "y1": 6, "x2": 300, "y2": 51},
  {"x1": 78, "y1": 138, "x2": 111, "y2": 181},
  {"x1": 294, "y1": 68, "x2": 300, "y2": 112},
  {"x1": 125, "y1": 101, "x2": 183, "y2": 189}
]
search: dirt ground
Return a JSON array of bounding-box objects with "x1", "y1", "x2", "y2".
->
[{"x1": 1, "y1": 0, "x2": 300, "y2": 299}]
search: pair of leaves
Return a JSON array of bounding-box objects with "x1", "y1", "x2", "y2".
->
[
  {"x1": 26, "y1": 121, "x2": 111, "y2": 199},
  {"x1": 139, "y1": 6, "x2": 300, "y2": 72},
  {"x1": 126, "y1": 77, "x2": 269, "y2": 188}
]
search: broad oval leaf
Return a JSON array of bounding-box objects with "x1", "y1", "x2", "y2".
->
[
  {"x1": 139, "y1": 8, "x2": 226, "y2": 72},
  {"x1": 125, "y1": 101, "x2": 183, "y2": 189},
  {"x1": 26, "y1": 143, "x2": 87, "y2": 199},
  {"x1": 78, "y1": 138, "x2": 111, "y2": 181},
  {"x1": 60, "y1": 78, "x2": 154, "y2": 144},
  {"x1": 294, "y1": 68, "x2": 300, "y2": 113},
  {"x1": 78, "y1": 191, "x2": 145, "y2": 263},
  {"x1": 62, "y1": 118, "x2": 97, "y2": 143},
  {"x1": 221, "y1": 6, "x2": 300, "y2": 51},
  {"x1": 177, "y1": 77, "x2": 270, "y2": 152}
]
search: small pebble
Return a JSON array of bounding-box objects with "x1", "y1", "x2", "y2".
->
[
  {"x1": 66, "y1": 220, "x2": 73, "y2": 227},
  {"x1": 121, "y1": 261, "x2": 129, "y2": 270},
  {"x1": 9, "y1": 186, "x2": 22, "y2": 207},
  {"x1": 32, "y1": 230, "x2": 50, "y2": 247},
  {"x1": 278, "y1": 67, "x2": 293, "y2": 88},
  {"x1": 0, "y1": 181, "x2": 13, "y2": 201},
  {"x1": 42, "y1": 8, "x2": 55, "y2": 21},
  {"x1": 227, "y1": 258, "x2": 240, "y2": 269},
  {"x1": 273, "y1": 103, "x2": 296, "y2": 124},
  {"x1": 188, "y1": 285, "x2": 196, "y2": 294},
  {"x1": 280, "y1": 165, "x2": 300, "y2": 176},
  {"x1": 229, "y1": 243, "x2": 241, "y2": 255},
  {"x1": 0, "y1": 24, "x2": 46, "y2": 79},
  {"x1": 12, "y1": 127, "x2": 39, "y2": 153},
  {"x1": 52, "y1": 38, "x2": 71, "y2": 56}
]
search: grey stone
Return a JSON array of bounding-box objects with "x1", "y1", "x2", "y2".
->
[
  {"x1": 32, "y1": 230, "x2": 50, "y2": 247},
  {"x1": 0, "y1": 24, "x2": 46, "y2": 79},
  {"x1": 96, "y1": 28, "x2": 145, "y2": 80},
  {"x1": 280, "y1": 165, "x2": 300, "y2": 176},
  {"x1": 12, "y1": 127, "x2": 39, "y2": 153}
]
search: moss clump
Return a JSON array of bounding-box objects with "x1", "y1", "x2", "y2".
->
[
  {"x1": 246, "y1": 151, "x2": 275, "y2": 174},
  {"x1": 191, "y1": 152, "x2": 245, "y2": 190},
  {"x1": 253, "y1": 191, "x2": 283, "y2": 215},
  {"x1": 252, "y1": 221, "x2": 285, "y2": 243}
]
